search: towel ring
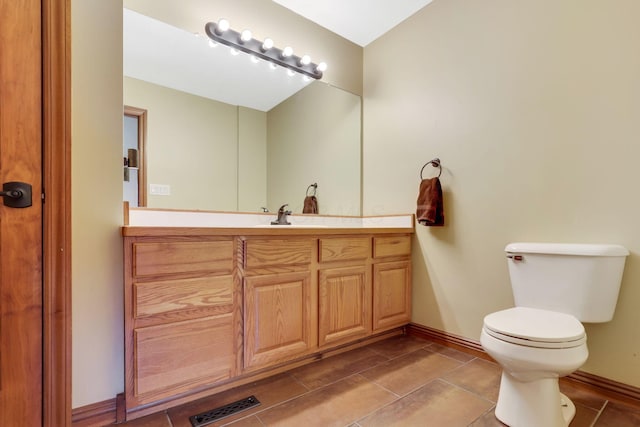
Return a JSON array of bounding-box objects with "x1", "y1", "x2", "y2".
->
[
  {"x1": 306, "y1": 183, "x2": 317, "y2": 197},
  {"x1": 420, "y1": 158, "x2": 442, "y2": 179}
]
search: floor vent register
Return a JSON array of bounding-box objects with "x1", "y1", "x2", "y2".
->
[{"x1": 189, "y1": 395, "x2": 261, "y2": 427}]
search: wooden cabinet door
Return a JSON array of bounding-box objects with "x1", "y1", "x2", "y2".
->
[
  {"x1": 244, "y1": 271, "x2": 316, "y2": 371},
  {"x1": 318, "y1": 266, "x2": 371, "y2": 347},
  {"x1": 373, "y1": 260, "x2": 411, "y2": 331}
]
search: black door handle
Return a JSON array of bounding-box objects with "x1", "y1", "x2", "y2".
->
[{"x1": 1, "y1": 181, "x2": 32, "y2": 208}]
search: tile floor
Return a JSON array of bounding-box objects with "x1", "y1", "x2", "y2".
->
[{"x1": 117, "y1": 335, "x2": 640, "y2": 427}]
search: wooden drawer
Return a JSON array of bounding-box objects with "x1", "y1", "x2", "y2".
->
[
  {"x1": 134, "y1": 275, "x2": 233, "y2": 319},
  {"x1": 133, "y1": 314, "x2": 235, "y2": 399},
  {"x1": 243, "y1": 238, "x2": 313, "y2": 269},
  {"x1": 373, "y1": 235, "x2": 411, "y2": 259},
  {"x1": 319, "y1": 237, "x2": 370, "y2": 263},
  {"x1": 133, "y1": 240, "x2": 233, "y2": 278}
]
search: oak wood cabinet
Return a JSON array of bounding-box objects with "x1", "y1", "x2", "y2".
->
[
  {"x1": 318, "y1": 237, "x2": 372, "y2": 347},
  {"x1": 372, "y1": 236, "x2": 412, "y2": 331},
  {"x1": 123, "y1": 236, "x2": 240, "y2": 414},
  {"x1": 373, "y1": 260, "x2": 412, "y2": 331},
  {"x1": 123, "y1": 227, "x2": 412, "y2": 420},
  {"x1": 243, "y1": 271, "x2": 316, "y2": 370},
  {"x1": 240, "y1": 237, "x2": 317, "y2": 371},
  {"x1": 318, "y1": 265, "x2": 371, "y2": 347}
]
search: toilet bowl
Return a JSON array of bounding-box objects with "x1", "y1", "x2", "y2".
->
[
  {"x1": 480, "y1": 243, "x2": 628, "y2": 427},
  {"x1": 481, "y1": 307, "x2": 588, "y2": 427}
]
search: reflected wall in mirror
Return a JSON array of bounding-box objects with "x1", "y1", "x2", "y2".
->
[
  {"x1": 267, "y1": 82, "x2": 361, "y2": 216},
  {"x1": 123, "y1": 78, "x2": 361, "y2": 215},
  {"x1": 123, "y1": 8, "x2": 362, "y2": 215}
]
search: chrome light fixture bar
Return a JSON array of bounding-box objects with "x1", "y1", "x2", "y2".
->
[{"x1": 204, "y1": 20, "x2": 326, "y2": 80}]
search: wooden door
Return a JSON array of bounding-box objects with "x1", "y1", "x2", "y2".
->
[
  {"x1": 0, "y1": 0, "x2": 44, "y2": 425},
  {"x1": 123, "y1": 105, "x2": 147, "y2": 207}
]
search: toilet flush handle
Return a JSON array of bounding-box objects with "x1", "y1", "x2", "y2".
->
[{"x1": 506, "y1": 254, "x2": 523, "y2": 262}]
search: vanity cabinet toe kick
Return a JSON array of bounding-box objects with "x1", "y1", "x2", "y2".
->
[{"x1": 122, "y1": 227, "x2": 413, "y2": 420}]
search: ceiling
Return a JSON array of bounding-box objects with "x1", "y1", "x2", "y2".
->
[
  {"x1": 123, "y1": 1, "x2": 433, "y2": 111},
  {"x1": 273, "y1": 0, "x2": 433, "y2": 47}
]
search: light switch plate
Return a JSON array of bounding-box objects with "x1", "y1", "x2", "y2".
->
[{"x1": 149, "y1": 184, "x2": 171, "y2": 196}]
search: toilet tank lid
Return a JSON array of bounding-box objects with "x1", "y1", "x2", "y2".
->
[{"x1": 505, "y1": 242, "x2": 629, "y2": 256}]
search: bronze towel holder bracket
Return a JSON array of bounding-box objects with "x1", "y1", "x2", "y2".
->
[
  {"x1": 420, "y1": 158, "x2": 442, "y2": 179},
  {"x1": 306, "y1": 183, "x2": 317, "y2": 197}
]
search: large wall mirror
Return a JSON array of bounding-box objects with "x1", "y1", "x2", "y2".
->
[{"x1": 123, "y1": 7, "x2": 362, "y2": 215}]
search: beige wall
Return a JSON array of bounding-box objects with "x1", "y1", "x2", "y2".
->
[
  {"x1": 72, "y1": 0, "x2": 124, "y2": 407},
  {"x1": 267, "y1": 82, "x2": 361, "y2": 215},
  {"x1": 124, "y1": 77, "x2": 239, "y2": 210},
  {"x1": 238, "y1": 107, "x2": 268, "y2": 212},
  {"x1": 123, "y1": 0, "x2": 363, "y2": 95},
  {"x1": 363, "y1": 0, "x2": 640, "y2": 386}
]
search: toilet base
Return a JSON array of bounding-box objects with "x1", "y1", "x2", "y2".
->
[{"x1": 495, "y1": 372, "x2": 575, "y2": 427}]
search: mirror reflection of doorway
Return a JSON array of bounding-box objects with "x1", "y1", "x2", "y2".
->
[{"x1": 124, "y1": 105, "x2": 147, "y2": 206}]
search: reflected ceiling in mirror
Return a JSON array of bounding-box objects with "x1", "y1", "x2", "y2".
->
[{"x1": 123, "y1": 8, "x2": 313, "y2": 111}]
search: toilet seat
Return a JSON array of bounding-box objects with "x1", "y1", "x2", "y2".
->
[{"x1": 483, "y1": 307, "x2": 586, "y2": 349}]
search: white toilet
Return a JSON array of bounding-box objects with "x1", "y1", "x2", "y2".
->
[{"x1": 480, "y1": 242, "x2": 628, "y2": 427}]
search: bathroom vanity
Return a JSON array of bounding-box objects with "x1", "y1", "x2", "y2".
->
[{"x1": 121, "y1": 211, "x2": 414, "y2": 419}]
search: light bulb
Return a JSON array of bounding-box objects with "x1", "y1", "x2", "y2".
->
[
  {"x1": 230, "y1": 48, "x2": 240, "y2": 56},
  {"x1": 300, "y1": 55, "x2": 311, "y2": 66},
  {"x1": 262, "y1": 38, "x2": 274, "y2": 51},
  {"x1": 250, "y1": 55, "x2": 260, "y2": 64},
  {"x1": 282, "y1": 46, "x2": 293, "y2": 58},
  {"x1": 302, "y1": 75, "x2": 311, "y2": 82},
  {"x1": 269, "y1": 63, "x2": 278, "y2": 70},
  {"x1": 217, "y1": 19, "x2": 230, "y2": 33},
  {"x1": 316, "y1": 62, "x2": 327, "y2": 72},
  {"x1": 240, "y1": 30, "x2": 252, "y2": 43},
  {"x1": 208, "y1": 39, "x2": 217, "y2": 48},
  {"x1": 287, "y1": 69, "x2": 296, "y2": 77}
]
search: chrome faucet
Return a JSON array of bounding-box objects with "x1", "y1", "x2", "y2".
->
[{"x1": 271, "y1": 204, "x2": 292, "y2": 225}]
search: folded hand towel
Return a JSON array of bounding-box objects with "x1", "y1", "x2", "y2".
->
[
  {"x1": 303, "y1": 195, "x2": 318, "y2": 214},
  {"x1": 416, "y1": 177, "x2": 444, "y2": 226}
]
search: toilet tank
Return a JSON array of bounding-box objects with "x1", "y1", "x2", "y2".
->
[{"x1": 505, "y1": 243, "x2": 629, "y2": 323}]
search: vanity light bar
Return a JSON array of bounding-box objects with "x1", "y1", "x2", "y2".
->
[{"x1": 204, "y1": 20, "x2": 325, "y2": 80}]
